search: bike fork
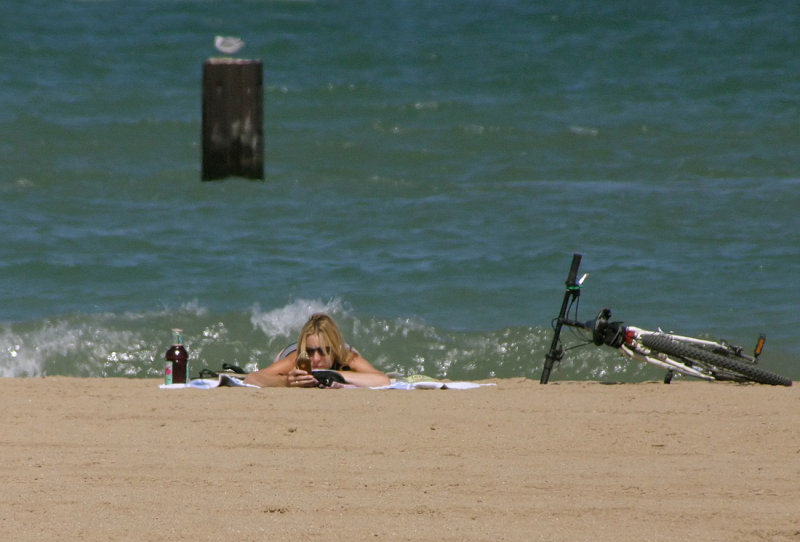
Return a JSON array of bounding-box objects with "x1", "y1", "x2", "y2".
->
[{"x1": 541, "y1": 253, "x2": 583, "y2": 384}]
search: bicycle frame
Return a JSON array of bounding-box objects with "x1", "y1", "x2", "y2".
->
[{"x1": 614, "y1": 326, "x2": 714, "y2": 380}]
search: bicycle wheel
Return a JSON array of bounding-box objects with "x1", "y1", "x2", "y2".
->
[{"x1": 641, "y1": 334, "x2": 792, "y2": 386}]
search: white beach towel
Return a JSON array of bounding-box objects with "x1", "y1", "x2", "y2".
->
[
  {"x1": 159, "y1": 373, "x2": 258, "y2": 389},
  {"x1": 159, "y1": 374, "x2": 494, "y2": 390},
  {"x1": 372, "y1": 381, "x2": 495, "y2": 390}
]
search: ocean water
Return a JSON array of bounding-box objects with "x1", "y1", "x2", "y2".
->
[{"x1": 1, "y1": 1, "x2": 798, "y2": 382}]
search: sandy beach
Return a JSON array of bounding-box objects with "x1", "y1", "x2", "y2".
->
[{"x1": 1, "y1": 377, "x2": 798, "y2": 541}]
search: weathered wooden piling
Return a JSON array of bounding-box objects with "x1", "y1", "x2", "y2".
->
[{"x1": 202, "y1": 58, "x2": 264, "y2": 180}]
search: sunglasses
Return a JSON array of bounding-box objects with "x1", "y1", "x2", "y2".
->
[{"x1": 305, "y1": 346, "x2": 331, "y2": 357}]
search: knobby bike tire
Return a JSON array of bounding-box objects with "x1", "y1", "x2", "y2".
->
[{"x1": 641, "y1": 334, "x2": 792, "y2": 387}]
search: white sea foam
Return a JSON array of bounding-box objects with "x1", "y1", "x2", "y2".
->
[{"x1": 248, "y1": 298, "x2": 347, "y2": 338}]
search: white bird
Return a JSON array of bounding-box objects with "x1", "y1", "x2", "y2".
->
[{"x1": 214, "y1": 35, "x2": 245, "y2": 55}]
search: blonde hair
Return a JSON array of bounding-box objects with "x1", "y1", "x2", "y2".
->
[{"x1": 297, "y1": 313, "x2": 351, "y2": 366}]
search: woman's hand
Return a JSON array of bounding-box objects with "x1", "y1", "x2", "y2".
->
[{"x1": 287, "y1": 367, "x2": 316, "y2": 387}]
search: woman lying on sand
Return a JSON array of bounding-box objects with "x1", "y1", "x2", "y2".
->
[{"x1": 243, "y1": 313, "x2": 390, "y2": 388}]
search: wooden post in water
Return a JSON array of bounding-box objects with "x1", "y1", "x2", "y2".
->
[{"x1": 202, "y1": 58, "x2": 264, "y2": 180}]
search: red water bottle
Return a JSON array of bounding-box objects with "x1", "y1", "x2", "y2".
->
[{"x1": 165, "y1": 329, "x2": 188, "y2": 384}]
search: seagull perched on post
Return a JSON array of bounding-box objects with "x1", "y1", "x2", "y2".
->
[{"x1": 215, "y1": 35, "x2": 245, "y2": 55}]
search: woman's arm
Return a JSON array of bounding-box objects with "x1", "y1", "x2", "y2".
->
[
  {"x1": 340, "y1": 355, "x2": 390, "y2": 387},
  {"x1": 243, "y1": 354, "x2": 297, "y2": 387}
]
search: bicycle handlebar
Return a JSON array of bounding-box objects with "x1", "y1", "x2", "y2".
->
[
  {"x1": 540, "y1": 253, "x2": 583, "y2": 384},
  {"x1": 565, "y1": 253, "x2": 582, "y2": 288}
]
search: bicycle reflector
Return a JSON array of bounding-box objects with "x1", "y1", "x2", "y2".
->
[{"x1": 754, "y1": 334, "x2": 766, "y2": 359}]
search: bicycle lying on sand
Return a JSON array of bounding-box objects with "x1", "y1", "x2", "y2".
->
[{"x1": 540, "y1": 253, "x2": 792, "y2": 386}]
